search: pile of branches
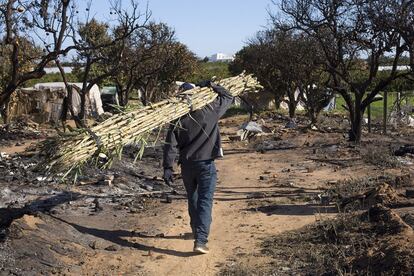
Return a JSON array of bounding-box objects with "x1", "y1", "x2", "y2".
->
[{"x1": 39, "y1": 73, "x2": 262, "y2": 177}]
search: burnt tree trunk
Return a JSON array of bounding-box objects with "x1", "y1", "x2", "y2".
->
[
  {"x1": 79, "y1": 89, "x2": 87, "y2": 121},
  {"x1": 286, "y1": 87, "x2": 300, "y2": 119},
  {"x1": 288, "y1": 100, "x2": 296, "y2": 119},
  {"x1": 141, "y1": 93, "x2": 148, "y2": 106},
  {"x1": 0, "y1": 99, "x2": 10, "y2": 125},
  {"x1": 274, "y1": 95, "x2": 282, "y2": 110},
  {"x1": 141, "y1": 82, "x2": 150, "y2": 106},
  {"x1": 79, "y1": 58, "x2": 92, "y2": 121},
  {"x1": 118, "y1": 84, "x2": 133, "y2": 106},
  {"x1": 122, "y1": 88, "x2": 131, "y2": 106},
  {"x1": 309, "y1": 109, "x2": 319, "y2": 126},
  {"x1": 0, "y1": 84, "x2": 18, "y2": 124},
  {"x1": 349, "y1": 94, "x2": 365, "y2": 143}
]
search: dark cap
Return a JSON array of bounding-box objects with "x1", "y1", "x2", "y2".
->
[{"x1": 179, "y1": 82, "x2": 195, "y2": 92}]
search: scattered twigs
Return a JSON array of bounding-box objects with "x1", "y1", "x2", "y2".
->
[{"x1": 308, "y1": 157, "x2": 362, "y2": 166}]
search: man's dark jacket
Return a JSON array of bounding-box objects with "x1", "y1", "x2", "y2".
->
[{"x1": 163, "y1": 85, "x2": 233, "y2": 168}]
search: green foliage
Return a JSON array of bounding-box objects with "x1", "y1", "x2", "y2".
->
[
  {"x1": 335, "y1": 91, "x2": 414, "y2": 120},
  {"x1": 24, "y1": 72, "x2": 80, "y2": 87},
  {"x1": 78, "y1": 19, "x2": 111, "y2": 48},
  {"x1": 230, "y1": 29, "x2": 327, "y2": 120},
  {"x1": 71, "y1": 66, "x2": 113, "y2": 87},
  {"x1": 229, "y1": 35, "x2": 290, "y2": 108},
  {"x1": 222, "y1": 105, "x2": 250, "y2": 119},
  {"x1": 72, "y1": 19, "x2": 118, "y2": 87},
  {"x1": 188, "y1": 62, "x2": 231, "y2": 84},
  {"x1": 381, "y1": 73, "x2": 414, "y2": 92},
  {"x1": 347, "y1": 69, "x2": 414, "y2": 93},
  {"x1": 111, "y1": 22, "x2": 198, "y2": 105}
]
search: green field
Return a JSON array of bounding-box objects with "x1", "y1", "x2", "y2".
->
[{"x1": 334, "y1": 92, "x2": 414, "y2": 120}]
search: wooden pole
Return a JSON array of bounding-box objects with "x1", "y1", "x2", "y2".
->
[
  {"x1": 383, "y1": 91, "x2": 388, "y2": 134},
  {"x1": 397, "y1": 91, "x2": 401, "y2": 113}
]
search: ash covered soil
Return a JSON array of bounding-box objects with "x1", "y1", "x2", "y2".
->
[
  {"x1": 0, "y1": 122, "x2": 179, "y2": 275},
  {"x1": 1, "y1": 113, "x2": 414, "y2": 275}
]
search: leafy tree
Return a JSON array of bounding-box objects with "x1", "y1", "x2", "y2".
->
[
  {"x1": 112, "y1": 22, "x2": 197, "y2": 106},
  {"x1": 231, "y1": 29, "x2": 327, "y2": 120},
  {"x1": 24, "y1": 72, "x2": 79, "y2": 87},
  {"x1": 188, "y1": 62, "x2": 231, "y2": 84},
  {"x1": 302, "y1": 85, "x2": 334, "y2": 126},
  {"x1": 139, "y1": 40, "x2": 197, "y2": 105},
  {"x1": 230, "y1": 41, "x2": 286, "y2": 110}
]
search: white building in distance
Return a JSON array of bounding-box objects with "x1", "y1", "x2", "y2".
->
[
  {"x1": 378, "y1": 65, "x2": 411, "y2": 71},
  {"x1": 44, "y1": 67, "x2": 73, "y2": 74},
  {"x1": 209, "y1": 53, "x2": 234, "y2": 62}
]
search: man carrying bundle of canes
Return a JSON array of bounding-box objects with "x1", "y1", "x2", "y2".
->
[{"x1": 162, "y1": 81, "x2": 233, "y2": 254}]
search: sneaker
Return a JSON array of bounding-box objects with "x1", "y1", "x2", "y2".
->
[{"x1": 193, "y1": 243, "x2": 209, "y2": 254}]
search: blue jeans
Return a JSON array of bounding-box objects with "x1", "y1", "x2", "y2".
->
[{"x1": 181, "y1": 160, "x2": 217, "y2": 245}]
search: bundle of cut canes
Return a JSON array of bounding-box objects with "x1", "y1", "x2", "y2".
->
[{"x1": 40, "y1": 72, "x2": 262, "y2": 176}]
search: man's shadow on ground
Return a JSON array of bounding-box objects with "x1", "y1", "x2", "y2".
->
[
  {"x1": 51, "y1": 216, "x2": 199, "y2": 258},
  {"x1": 1, "y1": 190, "x2": 198, "y2": 257}
]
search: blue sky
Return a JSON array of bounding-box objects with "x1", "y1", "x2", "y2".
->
[{"x1": 87, "y1": 0, "x2": 274, "y2": 58}]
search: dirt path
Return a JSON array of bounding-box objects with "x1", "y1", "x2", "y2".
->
[
  {"x1": 115, "y1": 131, "x2": 372, "y2": 275},
  {"x1": 124, "y1": 153, "x2": 315, "y2": 275},
  {"x1": 74, "y1": 138, "x2": 356, "y2": 276}
]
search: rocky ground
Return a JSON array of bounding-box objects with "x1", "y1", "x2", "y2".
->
[{"x1": 0, "y1": 112, "x2": 414, "y2": 275}]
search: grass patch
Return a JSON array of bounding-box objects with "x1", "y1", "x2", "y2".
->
[
  {"x1": 222, "y1": 105, "x2": 250, "y2": 118},
  {"x1": 335, "y1": 92, "x2": 414, "y2": 120}
]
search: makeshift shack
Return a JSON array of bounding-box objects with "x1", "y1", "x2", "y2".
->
[{"x1": 8, "y1": 82, "x2": 104, "y2": 123}]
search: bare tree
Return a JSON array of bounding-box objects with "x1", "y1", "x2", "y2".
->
[
  {"x1": 383, "y1": 0, "x2": 414, "y2": 73},
  {"x1": 0, "y1": 0, "x2": 151, "y2": 125},
  {"x1": 276, "y1": 0, "x2": 413, "y2": 142},
  {"x1": 67, "y1": 1, "x2": 150, "y2": 122},
  {"x1": 0, "y1": 0, "x2": 76, "y2": 123}
]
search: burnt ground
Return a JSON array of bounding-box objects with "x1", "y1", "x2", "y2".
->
[
  {"x1": 0, "y1": 112, "x2": 414, "y2": 275},
  {"x1": 0, "y1": 141, "x2": 181, "y2": 275},
  {"x1": 255, "y1": 205, "x2": 414, "y2": 276},
  {"x1": 219, "y1": 114, "x2": 414, "y2": 276}
]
